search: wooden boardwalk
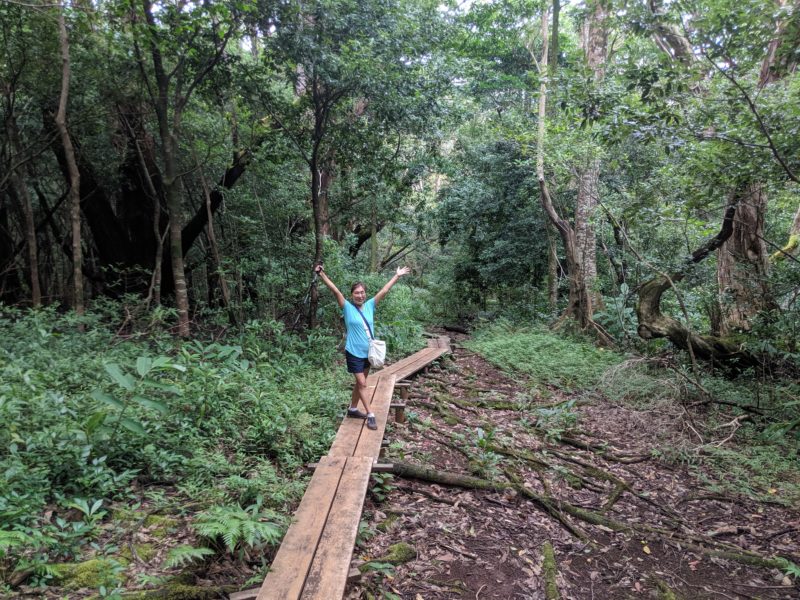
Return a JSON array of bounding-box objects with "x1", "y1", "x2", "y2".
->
[{"x1": 251, "y1": 338, "x2": 449, "y2": 600}]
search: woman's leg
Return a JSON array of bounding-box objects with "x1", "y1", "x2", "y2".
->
[
  {"x1": 349, "y1": 364, "x2": 371, "y2": 409},
  {"x1": 353, "y1": 370, "x2": 372, "y2": 415}
]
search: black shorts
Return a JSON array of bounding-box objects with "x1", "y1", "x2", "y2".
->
[{"x1": 345, "y1": 351, "x2": 370, "y2": 374}]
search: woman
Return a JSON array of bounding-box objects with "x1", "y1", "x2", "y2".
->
[{"x1": 314, "y1": 263, "x2": 411, "y2": 430}]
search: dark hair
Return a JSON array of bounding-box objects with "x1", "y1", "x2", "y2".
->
[{"x1": 351, "y1": 281, "x2": 366, "y2": 294}]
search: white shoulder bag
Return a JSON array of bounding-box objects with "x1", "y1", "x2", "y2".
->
[{"x1": 355, "y1": 306, "x2": 386, "y2": 368}]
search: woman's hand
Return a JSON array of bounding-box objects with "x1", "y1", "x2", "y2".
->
[
  {"x1": 313, "y1": 263, "x2": 324, "y2": 274},
  {"x1": 396, "y1": 266, "x2": 411, "y2": 278}
]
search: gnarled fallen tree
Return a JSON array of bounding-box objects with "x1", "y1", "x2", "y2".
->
[{"x1": 636, "y1": 200, "x2": 758, "y2": 366}]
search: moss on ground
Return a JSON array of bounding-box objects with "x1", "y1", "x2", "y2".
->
[
  {"x1": 145, "y1": 514, "x2": 180, "y2": 538},
  {"x1": 380, "y1": 542, "x2": 417, "y2": 564},
  {"x1": 120, "y1": 543, "x2": 157, "y2": 563},
  {"x1": 49, "y1": 557, "x2": 125, "y2": 590}
]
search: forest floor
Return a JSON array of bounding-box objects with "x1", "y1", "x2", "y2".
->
[
  {"x1": 13, "y1": 333, "x2": 799, "y2": 600},
  {"x1": 348, "y1": 336, "x2": 800, "y2": 600}
]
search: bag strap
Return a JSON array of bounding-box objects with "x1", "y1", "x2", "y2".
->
[{"x1": 354, "y1": 304, "x2": 374, "y2": 340}]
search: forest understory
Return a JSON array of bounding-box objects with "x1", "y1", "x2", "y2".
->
[
  {"x1": 6, "y1": 330, "x2": 800, "y2": 600},
  {"x1": 348, "y1": 337, "x2": 800, "y2": 600}
]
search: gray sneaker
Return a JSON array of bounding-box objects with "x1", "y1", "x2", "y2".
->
[
  {"x1": 366, "y1": 415, "x2": 378, "y2": 430},
  {"x1": 347, "y1": 407, "x2": 367, "y2": 419}
]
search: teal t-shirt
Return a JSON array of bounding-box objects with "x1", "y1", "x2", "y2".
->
[{"x1": 343, "y1": 298, "x2": 375, "y2": 358}]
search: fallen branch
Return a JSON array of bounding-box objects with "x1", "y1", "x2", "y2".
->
[{"x1": 542, "y1": 541, "x2": 561, "y2": 600}]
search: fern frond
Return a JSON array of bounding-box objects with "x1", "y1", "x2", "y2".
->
[
  {"x1": 192, "y1": 504, "x2": 285, "y2": 554},
  {"x1": 163, "y1": 545, "x2": 215, "y2": 569}
]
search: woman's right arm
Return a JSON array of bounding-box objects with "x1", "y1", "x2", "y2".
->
[{"x1": 314, "y1": 264, "x2": 346, "y2": 309}]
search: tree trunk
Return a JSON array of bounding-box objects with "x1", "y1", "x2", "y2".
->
[
  {"x1": 714, "y1": 4, "x2": 797, "y2": 332},
  {"x1": 55, "y1": 9, "x2": 83, "y2": 320},
  {"x1": 163, "y1": 138, "x2": 191, "y2": 337},
  {"x1": 0, "y1": 200, "x2": 22, "y2": 303},
  {"x1": 574, "y1": 0, "x2": 608, "y2": 307},
  {"x1": 532, "y1": 7, "x2": 598, "y2": 334},
  {"x1": 308, "y1": 159, "x2": 323, "y2": 329},
  {"x1": 370, "y1": 200, "x2": 378, "y2": 272},
  {"x1": 4, "y1": 95, "x2": 42, "y2": 307},
  {"x1": 548, "y1": 0, "x2": 559, "y2": 73},
  {"x1": 716, "y1": 184, "x2": 774, "y2": 333},
  {"x1": 6, "y1": 168, "x2": 40, "y2": 307},
  {"x1": 546, "y1": 222, "x2": 559, "y2": 311},
  {"x1": 199, "y1": 170, "x2": 235, "y2": 324},
  {"x1": 575, "y1": 161, "x2": 599, "y2": 301}
]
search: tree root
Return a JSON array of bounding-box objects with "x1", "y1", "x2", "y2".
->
[
  {"x1": 388, "y1": 461, "x2": 795, "y2": 573},
  {"x1": 542, "y1": 541, "x2": 561, "y2": 600},
  {"x1": 558, "y1": 434, "x2": 650, "y2": 463}
]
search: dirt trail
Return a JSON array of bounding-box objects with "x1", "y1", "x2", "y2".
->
[{"x1": 348, "y1": 340, "x2": 800, "y2": 600}]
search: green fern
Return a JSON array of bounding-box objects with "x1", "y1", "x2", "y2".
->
[
  {"x1": 0, "y1": 530, "x2": 36, "y2": 555},
  {"x1": 192, "y1": 505, "x2": 284, "y2": 553},
  {"x1": 162, "y1": 545, "x2": 215, "y2": 569}
]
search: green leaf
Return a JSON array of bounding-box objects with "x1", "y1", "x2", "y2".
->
[
  {"x1": 132, "y1": 396, "x2": 168, "y2": 414},
  {"x1": 84, "y1": 411, "x2": 108, "y2": 434},
  {"x1": 120, "y1": 417, "x2": 146, "y2": 435},
  {"x1": 141, "y1": 380, "x2": 183, "y2": 395},
  {"x1": 91, "y1": 390, "x2": 124, "y2": 410},
  {"x1": 136, "y1": 356, "x2": 153, "y2": 378},
  {"x1": 105, "y1": 363, "x2": 135, "y2": 391}
]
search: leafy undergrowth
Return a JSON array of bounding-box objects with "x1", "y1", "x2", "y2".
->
[
  {"x1": 0, "y1": 305, "x2": 424, "y2": 596},
  {"x1": 464, "y1": 321, "x2": 625, "y2": 390}
]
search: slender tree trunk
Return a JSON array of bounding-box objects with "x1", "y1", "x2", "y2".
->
[
  {"x1": 546, "y1": 222, "x2": 559, "y2": 311},
  {"x1": 163, "y1": 140, "x2": 190, "y2": 337},
  {"x1": 574, "y1": 0, "x2": 608, "y2": 308},
  {"x1": 370, "y1": 200, "x2": 378, "y2": 272},
  {"x1": 533, "y1": 7, "x2": 597, "y2": 333},
  {"x1": 134, "y1": 139, "x2": 165, "y2": 307},
  {"x1": 548, "y1": 0, "x2": 559, "y2": 73},
  {"x1": 55, "y1": 9, "x2": 83, "y2": 320},
  {"x1": 199, "y1": 171, "x2": 233, "y2": 319},
  {"x1": 4, "y1": 97, "x2": 41, "y2": 306}
]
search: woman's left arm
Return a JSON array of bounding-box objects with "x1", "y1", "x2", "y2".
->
[{"x1": 374, "y1": 266, "x2": 411, "y2": 305}]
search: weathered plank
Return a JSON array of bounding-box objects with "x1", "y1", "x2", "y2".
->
[
  {"x1": 300, "y1": 456, "x2": 374, "y2": 599},
  {"x1": 256, "y1": 456, "x2": 347, "y2": 600},
  {"x1": 392, "y1": 348, "x2": 448, "y2": 381},
  {"x1": 380, "y1": 348, "x2": 436, "y2": 380}
]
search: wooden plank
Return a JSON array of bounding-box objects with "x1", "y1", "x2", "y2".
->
[
  {"x1": 384, "y1": 349, "x2": 437, "y2": 380},
  {"x1": 230, "y1": 588, "x2": 260, "y2": 600},
  {"x1": 300, "y1": 456, "x2": 374, "y2": 599},
  {"x1": 353, "y1": 375, "x2": 395, "y2": 457},
  {"x1": 373, "y1": 349, "x2": 432, "y2": 380},
  {"x1": 257, "y1": 456, "x2": 347, "y2": 600},
  {"x1": 392, "y1": 348, "x2": 448, "y2": 381}
]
